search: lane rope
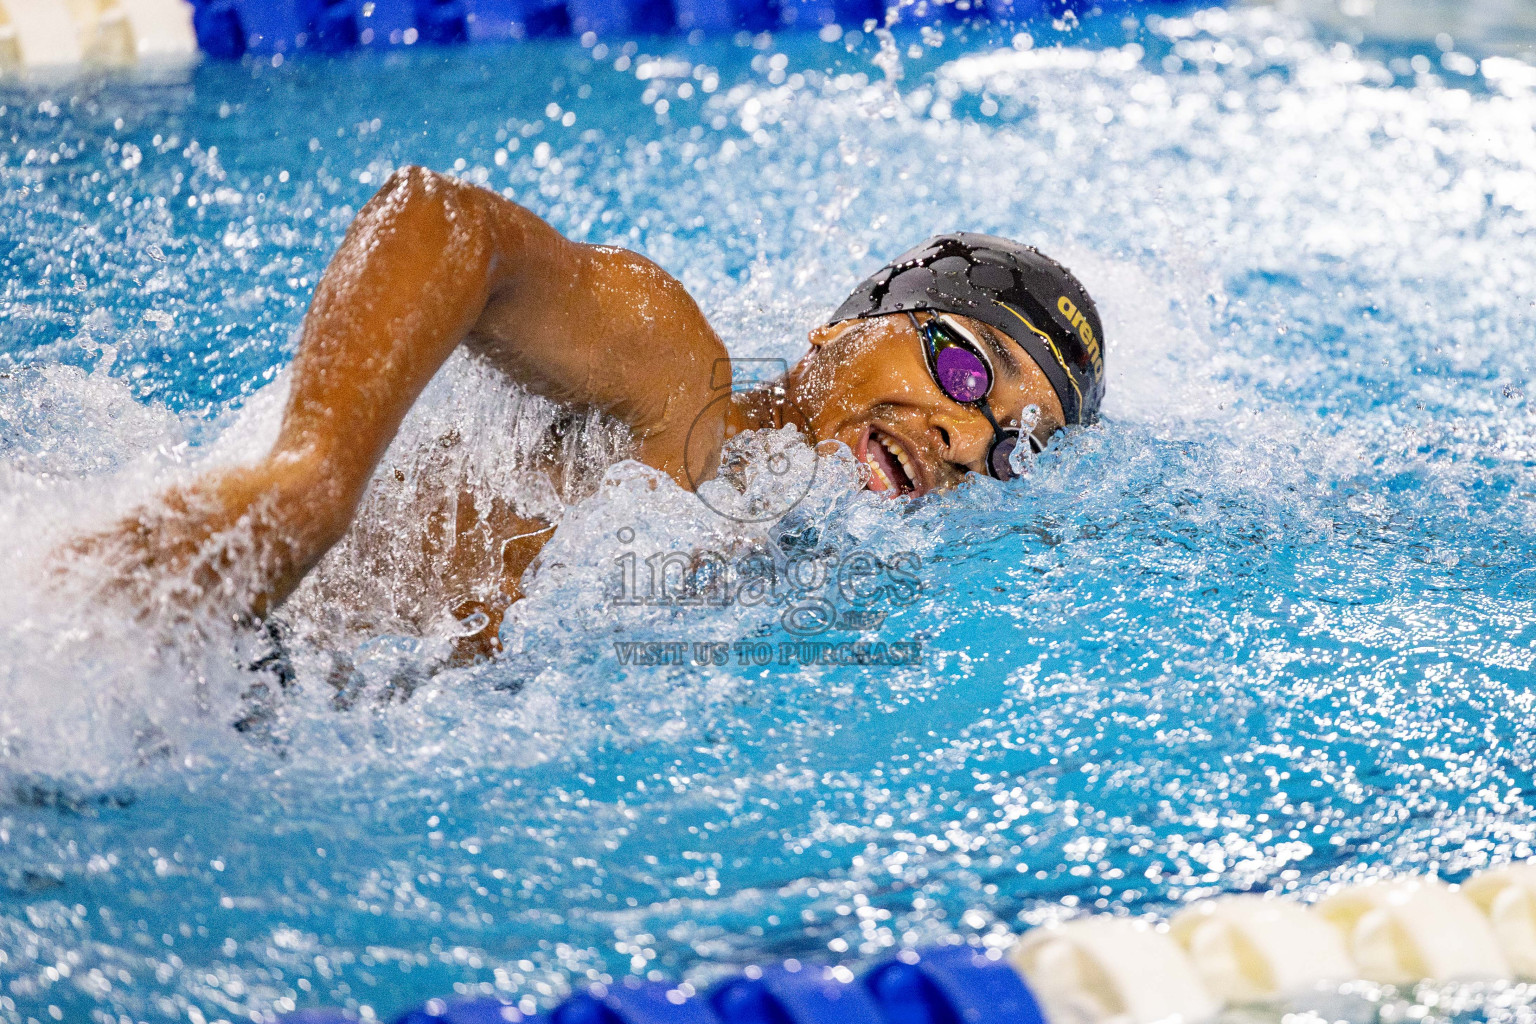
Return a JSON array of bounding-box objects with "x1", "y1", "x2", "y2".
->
[
  {"x1": 285, "y1": 862, "x2": 1536, "y2": 1024},
  {"x1": 180, "y1": 0, "x2": 1164, "y2": 60}
]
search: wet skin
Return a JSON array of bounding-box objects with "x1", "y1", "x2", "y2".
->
[
  {"x1": 62, "y1": 168, "x2": 1064, "y2": 656},
  {"x1": 763, "y1": 314, "x2": 1064, "y2": 498}
]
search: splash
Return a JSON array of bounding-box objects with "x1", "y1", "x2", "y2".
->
[{"x1": 2, "y1": 6, "x2": 1536, "y2": 1023}]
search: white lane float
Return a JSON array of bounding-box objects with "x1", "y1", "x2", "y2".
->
[
  {"x1": 1000, "y1": 865, "x2": 1536, "y2": 1022},
  {"x1": 1315, "y1": 878, "x2": 1511, "y2": 984},
  {"x1": 0, "y1": 0, "x2": 194, "y2": 71},
  {"x1": 1169, "y1": 894, "x2": 1356, "y2": 1003},
  {"x1": 0, "y1": 0, "x2": 85, "y2": 68},
  {"x1": 72, "y1": 0, "x2": 198, "y2": 62},
  {"x1": 1012, "y1": 916, "x2": 1222, "y2": 1024},
  {"x1": 1463, "y1": 861, "x2": 1536, "y2": 979}
]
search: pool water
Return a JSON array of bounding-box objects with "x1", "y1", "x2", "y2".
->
[{"x1": 4, "y1": 4, "x2": 1536, "y2": 1022}]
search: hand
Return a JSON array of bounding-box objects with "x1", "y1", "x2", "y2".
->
[{"x1": 50, "y1": 460, "x2": 332, "y2": 624}]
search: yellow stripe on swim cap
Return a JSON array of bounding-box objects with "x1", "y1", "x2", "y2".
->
[{"x1": 996, "y1": 301, "x2": 1085, "y2": 425}]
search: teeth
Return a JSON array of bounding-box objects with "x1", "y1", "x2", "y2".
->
[
  {"x1": 879, "y1": 436, "x2": 915, "y2": 480},
  {"x1": 864, "y1": 453, "x2": 893, "y2": 492},
  {"x1": 878, "y1": 438, "x2": 915, "y2": 489},
  {"x1": 863, "y1": 433, "x2": 914, "y2": 495}
]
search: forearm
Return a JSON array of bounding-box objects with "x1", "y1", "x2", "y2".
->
[
  {"x1": 65, "y1": 168, "x2": 506, "y2": 617},
  {"x1": 227, "y1": 168, "x2": 511, "y2": 594},
  {"x1": 59, "y1": 454, "x2": 334, "y2": 621},
  {"x1": 298, "y1": 167, "x2": 727, "y2": 486},
  {"x1": 272, "y1": 167, "x2": 506, "y2": 509}
]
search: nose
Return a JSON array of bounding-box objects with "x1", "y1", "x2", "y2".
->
[{"x1": 929, "y1": 407, "x2": 995, "y2": 475}]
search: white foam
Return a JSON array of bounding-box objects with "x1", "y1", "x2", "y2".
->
[{"x1": 2, "y1": 12, "x2": 1536, "y2": 1019}]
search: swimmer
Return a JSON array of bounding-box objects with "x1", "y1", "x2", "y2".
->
[{"x1": 63, "y1": 167, "x2": 1104, "y2": 656}]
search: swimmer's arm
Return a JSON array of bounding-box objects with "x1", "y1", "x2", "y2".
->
[
  {"x1": 60, "y1": 167, "x2": 727, "y2": 617},
  {"x1": 275, "y1": 165, "x2": 729, "y2": 495},
  {"x1": 464, "y1": 187, "x2": 728, "y2": 484}
]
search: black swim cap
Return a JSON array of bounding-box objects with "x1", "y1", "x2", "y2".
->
[{"x1": 825, "y1": 232, "x2": 1105, "y2": 425}]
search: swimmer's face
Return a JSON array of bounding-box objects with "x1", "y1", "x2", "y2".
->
[{"x1": 789, "y1": 313, "x2": 1065, "y2": 498}]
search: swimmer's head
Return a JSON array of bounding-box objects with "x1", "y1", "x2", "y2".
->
[{"x1": 786, "y1": 233, "x2": 1105, "y2": 498}]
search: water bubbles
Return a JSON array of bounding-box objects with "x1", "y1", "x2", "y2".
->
[{"x1": 1, "y1": 9, "x2": 1536, "y2": 1024}]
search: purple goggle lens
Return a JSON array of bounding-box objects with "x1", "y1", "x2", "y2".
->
[
  {"x1": 985, "y1": 431, "x2": 1045, "y2": 481},
  {"x1": 933, "y1": 345, "x2": 991, "y2": 404},
  {"x1": 912, "y1": 311, "x2": 1045, "y2": 483},
  {"x1": 988, "y1": 434, "x2": 1020, "y2": 479}
]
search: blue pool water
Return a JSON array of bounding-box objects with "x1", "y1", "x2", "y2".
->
[{"x1": 4, "y1": 5, "x2": 1536, "y2": 1022}]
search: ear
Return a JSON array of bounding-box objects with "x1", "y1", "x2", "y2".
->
[{"x1": 806, "y1": 321, "x2": 844, "y2": 348}]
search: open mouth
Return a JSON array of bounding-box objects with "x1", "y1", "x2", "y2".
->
[{"x1": 859, "y1": 426, "x2": 919, "y2": 497}]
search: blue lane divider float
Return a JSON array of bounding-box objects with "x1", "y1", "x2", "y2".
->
[
  {"x1": 187, "y1": 0, "x2": 1136, "y2": 57},
  {"x1": 557, "y1": 980, "x2": 722, "y2": 1024},
  {"x1": 713, "y1": 962, "x2": 885, "y2": 1024},
  {"x1": 283, "y1": 945, "x2": 1034, "y2": 1024},
  {"x1": 866, "y1": 946, "x2": 1046, "y2": 1024},
  {"x1": 192, "y1": 0, "x2": 578, "y2": 56}
]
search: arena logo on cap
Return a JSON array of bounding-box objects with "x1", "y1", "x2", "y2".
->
[{"x1": 1056, "y1": 295, "x2": 1103, "y2": 374}]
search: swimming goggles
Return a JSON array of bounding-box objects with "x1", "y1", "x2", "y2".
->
[{"x1": 908, "y1": 310, "x2": 1043, "y2": 481}]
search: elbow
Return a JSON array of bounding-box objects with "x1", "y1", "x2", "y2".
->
[
  {"x1": 350, "y1": 164, "x2": 500, "y2": 284},
  {"x1": 383, "y1": 164, "x2": 450, "y2": 196},
  {"x1": 374, "y1": 162, "x2": 436, "y2": 188},
  {"x1": 364, "y1": 164, "x2": 484, "y2": 229}
]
